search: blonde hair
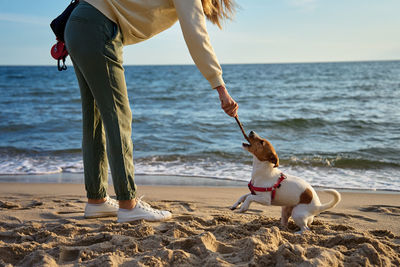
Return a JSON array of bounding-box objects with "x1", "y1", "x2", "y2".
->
[{"x1": 201, "y1": 0, "x2": 236, "y2": 29}]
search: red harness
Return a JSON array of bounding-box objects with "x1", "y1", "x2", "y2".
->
[{"x1": 248, "y1": 173, "x2": 286, "y2": 200}]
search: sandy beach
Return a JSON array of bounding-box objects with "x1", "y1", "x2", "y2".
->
[{"x1": 1, "y1": 182, "x2": 400, "y2": 266}]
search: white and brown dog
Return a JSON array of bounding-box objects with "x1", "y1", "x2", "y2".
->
[{"x1": 231, "y1": 131, "x2": 341, "y2": 233}]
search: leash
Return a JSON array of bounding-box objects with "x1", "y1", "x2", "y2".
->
[{"x1": 234, "y1": 115, "x2": 250, "y2": 143}]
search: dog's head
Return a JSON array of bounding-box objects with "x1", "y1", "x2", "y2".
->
[{"x1": 242, "y1": 131, "x2": 279, "y2": 167}]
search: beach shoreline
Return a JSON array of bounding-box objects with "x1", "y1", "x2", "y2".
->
[
  {"x1": 1, "y1": 181, "x2": 400, "y2": 266},
  {"x1": 1, "y1": 173, "x2": 399, "y2": 194}
]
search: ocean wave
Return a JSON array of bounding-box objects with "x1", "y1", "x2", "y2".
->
[
  {"x1": 0, "y1": 160, "x2": 80, "y2": 175},
  {"x1": 275, "y1": 118, "x2": 326, "y2": 129},
  {"x1": 0, "y1": 124, "x2": 33, "y2": 133},
  {"x1": 285, "y1": 155, "x2": 400, "y2": 169},
  {"x1": 0, "y1": 147, "x2": 83, "y2": 175},
  {"x1": 247, "y1": 118, "x2": 397, "y2": 132},
  {"x1": 0, "y1": 155, "x2": 399, "y2": 191},
  {"x1": 5, "y1": 74, "x2": 27, "y2": 79},
  {"x1": 0, "y1": 146, "x2": 81, "y2": 156},
  {"x1": 1, "y1": 146, "x2": 399, "y2": 174}
]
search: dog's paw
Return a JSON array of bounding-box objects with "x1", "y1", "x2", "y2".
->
[
  {"x1": 294, "y1": 226, "x2": 310, "y2": 235},
  {"x1": 230, "y1": 202, "x2": 241, "y2": 210},
  {"x1": 238, "y1": 207, "x2": 248, "y2": 213}
]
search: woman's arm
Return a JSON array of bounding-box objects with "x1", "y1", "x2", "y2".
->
[
  {"x1": 173, "y1": 0, "x2": 224, "y2": 88},
  {"x1": 173, "y1": 0, "x2": 238, "y2": 117}
]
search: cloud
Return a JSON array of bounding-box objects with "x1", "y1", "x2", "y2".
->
[{"x1": 0, "y1": 13, "x2": 48, "y2": 26}]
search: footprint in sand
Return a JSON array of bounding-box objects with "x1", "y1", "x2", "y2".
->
[
  {"x1": 360, "y1": 205, "x2": 400, "y2": 216},
  {"x1": 57, "y1": 211, "x2": 83, "y2": 215},
  {"x1": 40, "y1": 213, "x2": 63, "y2": 219},
  {"x1": 168, "y1": 231, "x2": 235, "y2": 257},
  {"x1": 25, "y1": 200, "x2": 44, "y2": 209},
  {"x1": 159, "y1": 200, "x2": 196, "y2": 212},
  {"x1": 321, "y1": 211, "x2": 377, "y2": 222},
  {"x1": 59, "y1": 248, "x2": 80, "y2": 263},
  {"x1": 0, "y1": 201, "x2": 21, "y2": 209}
]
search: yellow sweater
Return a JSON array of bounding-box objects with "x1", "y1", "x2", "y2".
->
[{"x1": 84, "y1": 0, "x2": 224, "y2": 88}]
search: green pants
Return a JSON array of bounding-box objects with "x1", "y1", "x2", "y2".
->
[{"x1": 65, "y1": 2, "x2": 136, "y2": 200}]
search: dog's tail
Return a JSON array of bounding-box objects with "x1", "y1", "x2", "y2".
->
[{"x1": 316, "y1": 189, "x2": 341, "y2": 214}]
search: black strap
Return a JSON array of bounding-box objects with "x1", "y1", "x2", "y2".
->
[{"x1": 57, "y1": 57, "x2": 67, "y2": 71}]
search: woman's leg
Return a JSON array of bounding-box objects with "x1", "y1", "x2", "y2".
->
[
  {"x1": 73, "y1": 63, "x2": 109, "y2": 200},
  {"x1": 65, "y1": 2, "x2": 136, "y2": 201}
]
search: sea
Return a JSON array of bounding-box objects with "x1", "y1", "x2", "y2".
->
[{"x1": 1, "y1": 61, "x2": 399, "y2": 191}]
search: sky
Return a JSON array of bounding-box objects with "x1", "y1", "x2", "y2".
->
[{"x1": 0, "y1": 0, "x2": 399, "y2": 65}]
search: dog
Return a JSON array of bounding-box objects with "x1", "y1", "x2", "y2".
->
[{"x1": 231, "y1": 131, "x2": 341, "y2": 233}]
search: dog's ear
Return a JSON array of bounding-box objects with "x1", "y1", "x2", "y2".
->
[{"x1": 270, "y1": 153, "x2": 279, "y2": 168}]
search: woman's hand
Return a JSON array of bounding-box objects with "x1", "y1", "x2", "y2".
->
[{"x1": 215, "y1": 85, "x2": 238, "y2": 117}]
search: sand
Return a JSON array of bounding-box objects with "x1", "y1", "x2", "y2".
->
[{"x1": 0, "y1": 182, "x2": 400, "y2": 266}]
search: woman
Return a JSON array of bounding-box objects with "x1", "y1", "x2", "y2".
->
[{"x1": 64, "y1": 0, "x2": 238, "y2": 223}]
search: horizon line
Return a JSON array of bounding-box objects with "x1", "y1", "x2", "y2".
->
[{"x1": 1, "y1": 58, "x2": 399, "y2": 67}]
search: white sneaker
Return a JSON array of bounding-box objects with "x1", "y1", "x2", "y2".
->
[
  {"x1": 117, "y1": 197, "x2": 172, "y2": 223},
  {"x1": 84, "y1": 196, "x2": 119, "y2": 218}
]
